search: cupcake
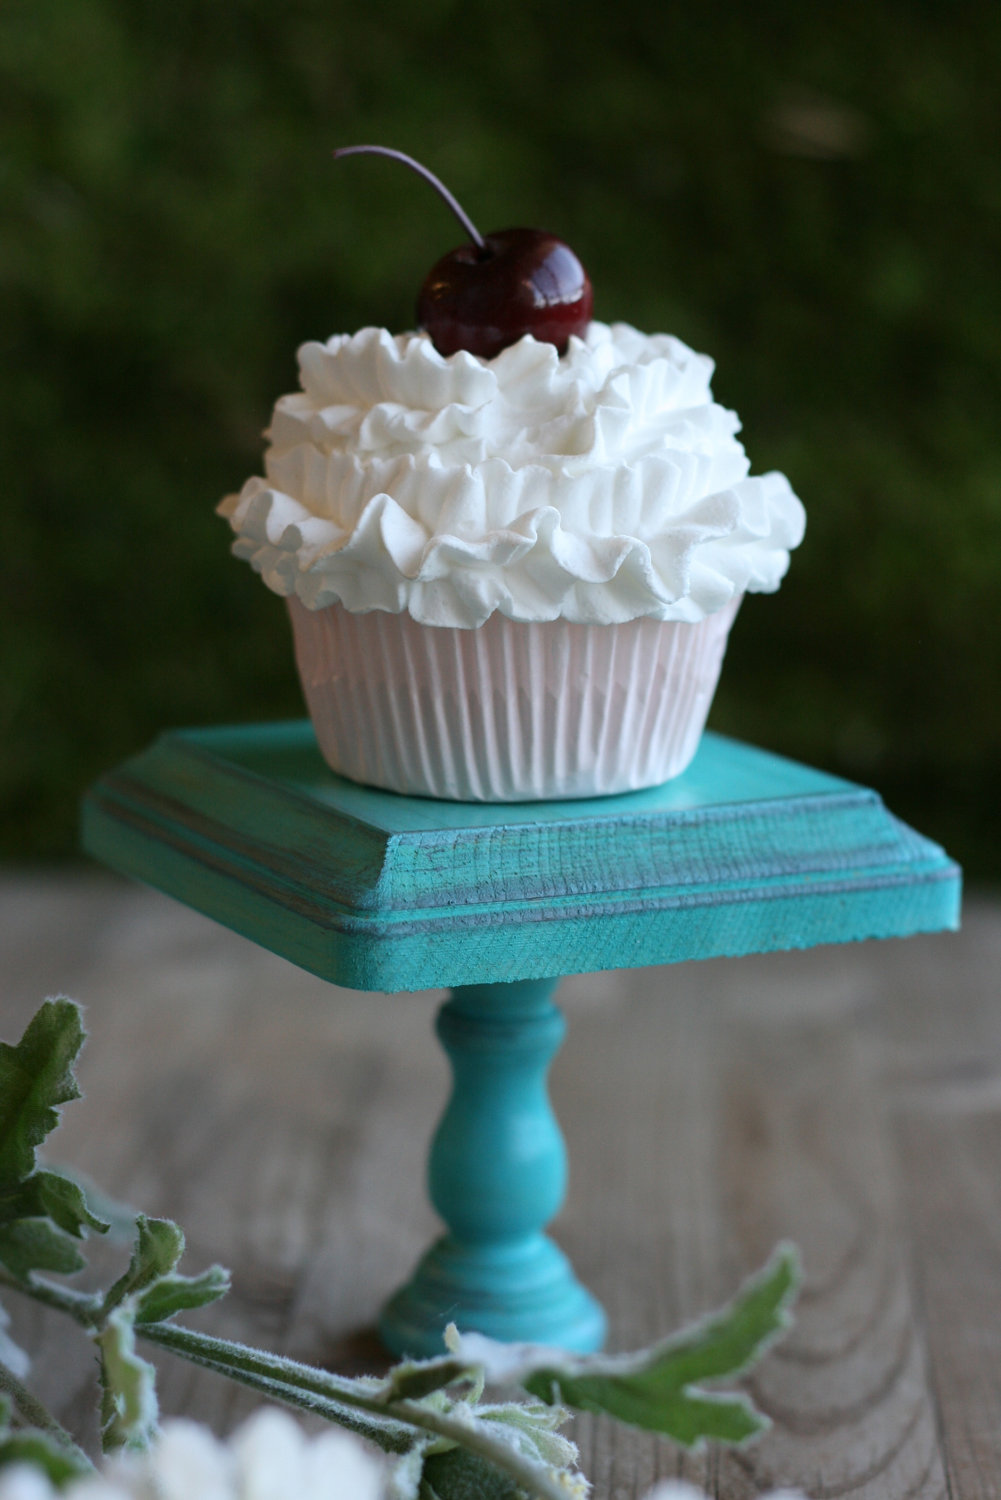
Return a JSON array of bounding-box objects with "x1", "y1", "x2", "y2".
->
[
  {"x1": 219, "y1": 149, "x2": 804, "y2": 801},
  {"x1": 219, "y1": 321, "x2": 803, "y2": 800}
]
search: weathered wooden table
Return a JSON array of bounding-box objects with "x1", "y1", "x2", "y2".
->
[
  {"x1": 79, "y1": 721, "x2": 959, "y2": 1364},
  {"x1": 3, "y1": 863, "x2": 996, "y2": 1498}
]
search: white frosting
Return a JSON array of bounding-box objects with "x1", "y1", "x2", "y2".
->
[{"x1": 219, "y1": 322, "x2": 805, "y2": 627}]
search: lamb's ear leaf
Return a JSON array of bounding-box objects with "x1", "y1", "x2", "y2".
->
[
  {"x1": 518, "y1": 1244, "x2": 799, "y2": 1446},
  {"x1": 95, "y1": 1304, "x2": 159, "y2": 1452},
  {"x1": 420, "y1": 1447, "x2": 537, "y2": 1500},
  {"x1": 133, "y1": 1263, "x2": 231, "y2": 1325},
  {"x1": 42, "y1": 1165, "x2": 138, "y2": 1243},
  {"x1": 446, "y1": 1245, "x2": 799, "y2": 1450},
  {"x1": 0, "y1": 1217, "x2": 85, "y2": 1282},
  {"x1": 473, "y1": 1402, "x2": 579, "y2": 1471},
  {"x1": 0, "y1": 1427, "x2": 93, "y2": 1484},
  {"x1": 0, "y1": 1168, "x2": 109, "y2": 1238},
  {"x1": 379, "y1": 1357, "x2": 471, "y2": 1403},
  {"x1": 0, "y1": 1001, "x2": 86, "y2": 1190},
  {"x1": 102, "y1": 1213, "x2": 229, "y2": 1325},
  {"x1": 101, "y1": 1215, "x2": 185, "y2": 1315}
]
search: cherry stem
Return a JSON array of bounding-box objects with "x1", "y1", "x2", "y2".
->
[{"x1": 333, "y1": 145, "x2": 487, "y2": 253}]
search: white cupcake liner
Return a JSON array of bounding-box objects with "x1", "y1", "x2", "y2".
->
[{"x1": 287, "y1": 596, "x2": 741, "y2": 802}]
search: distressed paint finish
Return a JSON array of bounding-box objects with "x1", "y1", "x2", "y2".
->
[
  {"x1": 81, "y1": 720, "x2": 960, "y2": 994},
  {"x1": 80, "y1": 719, "x2": 961, "y2": 1353},
  {"x1": 380, "y1": 979, "x2": 606, "y2": 1356}
]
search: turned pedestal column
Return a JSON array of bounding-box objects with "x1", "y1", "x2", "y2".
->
[{"x1": 82, "y1": 720, "x2": 960, "y2": 1355}]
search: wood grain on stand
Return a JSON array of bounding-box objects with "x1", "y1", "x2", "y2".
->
[
  {"x1": 80, "y1": 723, "x2": 959, "y2": 992},
  {"x1": 1, "y1": 875, "x2": 996, "y2": 1497}
]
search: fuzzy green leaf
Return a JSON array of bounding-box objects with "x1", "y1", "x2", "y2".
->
[
  {"x1": 101, "y1": 1214, "x2": 228, "y2": 1324},
  {"x1": 421, "y1": 1447, "x2": 525, "y2": 1500},
  {"x1": 0, "y1": 1001, "x2": 85, "y2": 1190},
  {"x1": 524, "y1": 1245, "x2": 797, "y2": 1444},
  {"x1": 382, "y1": 1358, "x2": 471, "y2": 1404},
  {"x1": 96, "y1": 1305, "x2": 159, "y2": 1452},
  {"x1": 453, "y1": 1244, "x2": 799, "y2": 1449},
  {"x1": 42, "y1": 1165, "x2": 138, "y2": 1244},
  {"x1": 412, "y1": 1402, "x2": 582, "y2": 1500},
  {"x1": 101, "y1": 1215, "x2": 183, "y2": 1313},
  {"x1": 0, "y1": 1218, "x2": 85, "y2": 1281},
  {"x1": 133, "y1": 1263, "x2": 230, "y2": 1325},
  {"x1": 0, "y1": 1169, "x2": 109, "y2": 1239},
  {"x1": 0, "y1": 1428, "x2": 92, "y2": 1484},
  {"x1": 474, "y1": 1403, "x2": 578, "y2": 1472}
]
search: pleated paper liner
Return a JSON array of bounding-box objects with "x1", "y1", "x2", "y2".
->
[{"x1": 287, "y1": 593, "x2": 741, "y2": 802}]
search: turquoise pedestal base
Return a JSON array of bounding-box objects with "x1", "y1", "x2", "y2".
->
[
  {"x1": 81, "y1": 721, "x2": 961, "y2": 1357},
  {"x1": 380, "y1": 1234, "x2": 605, "y2": 1358},
  {"x1": 381, "y1": 1230, "x2": 606, "y2": 1362},
  {"x1": 380, "y1": 978, "x2": 606, "y2": 1356}
]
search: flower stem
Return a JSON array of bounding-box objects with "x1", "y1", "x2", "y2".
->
[
  {"x1": 0, "y1": 1359, "x2": 95, "y2": 1474},
  {"x1": 141, "y1": 1322, "x2": 416, "y2": 1454},
  {"x1": 141, "y1": 1324, "x2": 572, "y2": 1500},
  {"x1": 0, "y1": 1272, "x2": 100, "y2": 1327},
  {"x1": 2, "y1": 1270, "x2": 574, "y2": 1500}
]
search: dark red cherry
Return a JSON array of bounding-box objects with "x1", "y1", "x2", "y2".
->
[
  {"x1": 417, "y1": 228, "x2": 592, "y2": 359},
  {"x1": 333, "y1": 145, "x2": 593, "y2": 359}
]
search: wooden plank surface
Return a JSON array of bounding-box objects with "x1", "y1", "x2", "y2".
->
[{"x1": 1, "y1": 872, "x2": 997, "y2": 1497}]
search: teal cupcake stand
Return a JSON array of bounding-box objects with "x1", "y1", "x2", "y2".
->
[{"x1": 82, "y1": 721, "x2": 960, "y2": 1356}]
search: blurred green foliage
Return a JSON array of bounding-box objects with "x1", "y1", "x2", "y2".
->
[{"x1": 1, "y1": 0, "x2": 999, "y2": 875}]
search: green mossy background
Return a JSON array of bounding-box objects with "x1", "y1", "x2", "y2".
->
[{"x1": 2, "y1": 1, "x2": 999, "y2": 876}]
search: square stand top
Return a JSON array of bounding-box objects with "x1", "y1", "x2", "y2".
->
[{"x1": 82, "y1": 721, "x2": 960, "y2": 993}]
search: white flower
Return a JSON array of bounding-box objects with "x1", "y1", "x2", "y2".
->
[
  {"x1": 0, "y1": 1470, "x2": 69, "y2": 1500},
  {"x1": 0, "y1": 1410, "x2": 386, "y2": 1500}
]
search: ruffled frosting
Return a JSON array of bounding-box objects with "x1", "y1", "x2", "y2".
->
[{"x1": 219, "y1": 322, "x2": 805, "y2": 626}]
